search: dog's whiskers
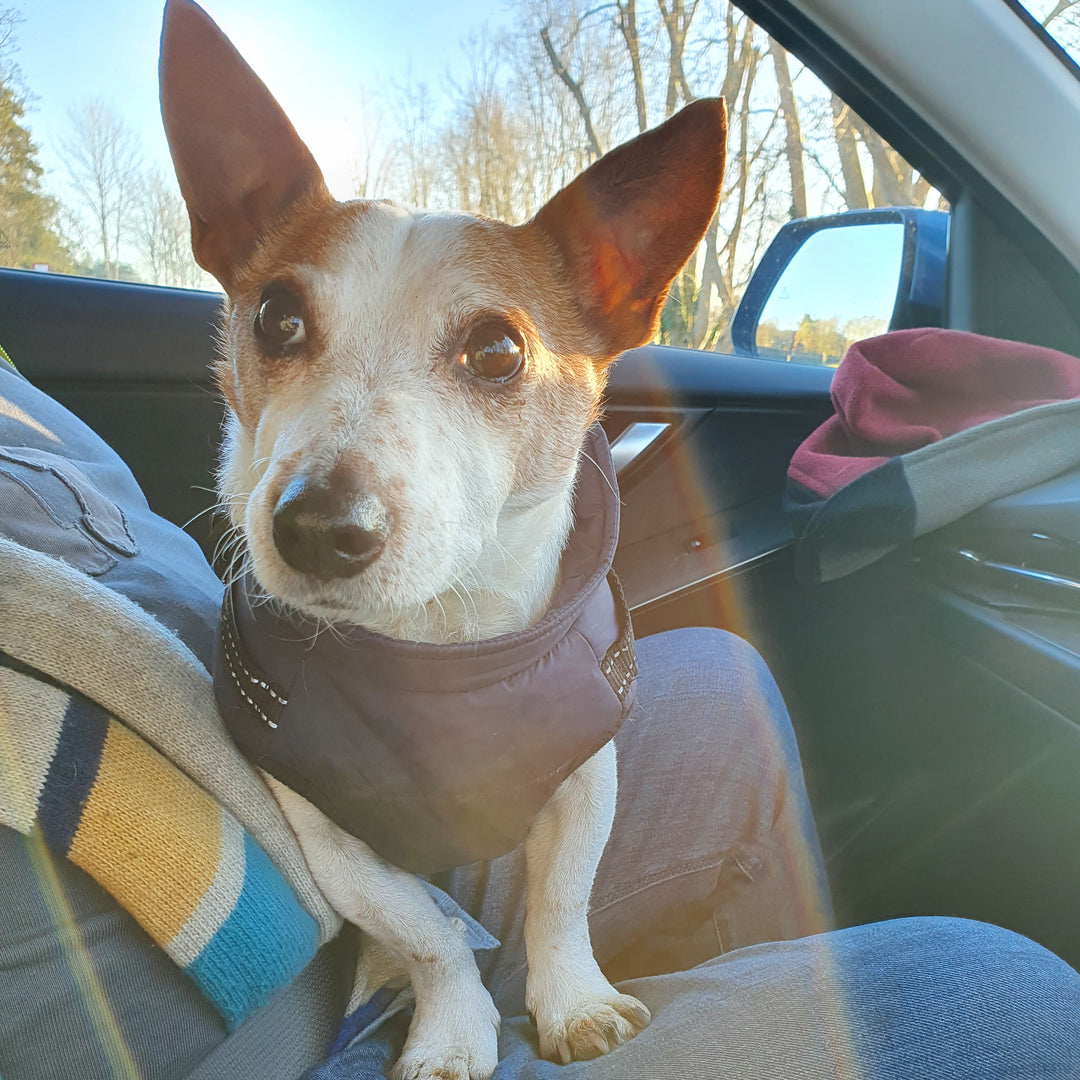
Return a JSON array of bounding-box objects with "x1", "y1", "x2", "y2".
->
[
  {"x1": 490, "y1": 537, "x2": 529, "y2": 578},
  {"x1": 578, "y1": 450, "x2": 621, "y2": 504},
  {"x1": 180, "y1": 502, "x2": 222, "y2": 532}
]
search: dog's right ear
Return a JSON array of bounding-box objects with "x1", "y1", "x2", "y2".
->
[{"x1": 159, "y1": 0, "x2": 328, "y2": 290}]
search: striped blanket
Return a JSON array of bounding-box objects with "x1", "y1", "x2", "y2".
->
[{"x1": 0, "y1": 538, "x2": 340, "y2": 1029}]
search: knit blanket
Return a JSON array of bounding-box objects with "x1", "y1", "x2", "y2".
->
[{"x1": 0, "y1": 538, "x2": 340, "y2": 1029}]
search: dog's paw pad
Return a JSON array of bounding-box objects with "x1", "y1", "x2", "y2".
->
[{"x1": 540, "y1": 993, "x2": 651, "y2": 1064}]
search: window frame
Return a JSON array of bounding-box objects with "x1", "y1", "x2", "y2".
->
[
  {"x1": 735, "y1": 0, "x2": 1080, "y2": 354},
  {"x1": 998, "y1": 0, "x2": 1080, "y2": 85}
]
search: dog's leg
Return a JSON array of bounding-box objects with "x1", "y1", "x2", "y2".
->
[
  {"x1": 524, "y1": 741, "x2": 651, "y2": 1062},
  {"x1": 265, "y1": 777, "x2": 500, "y2": 1080}
]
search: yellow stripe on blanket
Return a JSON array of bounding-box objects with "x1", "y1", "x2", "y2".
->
[{"x1": 69, "y1": 718, "x2": 222, "y2": 944}]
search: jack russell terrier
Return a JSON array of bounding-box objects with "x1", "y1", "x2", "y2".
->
[{"x1": 159, "y1": 2, "x2": 726, "y2": 1077}]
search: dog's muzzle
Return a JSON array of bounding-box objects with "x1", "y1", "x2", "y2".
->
[{"x1": 272, "y1": 476, "x2": 388, "y2": 579}]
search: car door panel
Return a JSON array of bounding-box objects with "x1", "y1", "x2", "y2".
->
[
  {"x1": 746, "y1": 471, "x2": 1080, "y2": 972},
  {"x1": 2, "y1": 268, "x2": 225, "y2": 550},
  {"x1": 604, "y1": 346, "x2": 833, "y2": 624}
]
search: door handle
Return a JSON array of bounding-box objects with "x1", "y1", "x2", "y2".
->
[{"x1": 609, "y1": 421, "x2": 671, "y2": 476}]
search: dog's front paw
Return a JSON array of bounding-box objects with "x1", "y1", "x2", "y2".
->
[
  {"x1": 532, "y1": 988, "x2": 651, "y2": 1064},
  {"x1": 391, "y1": 987, "x2": 500, "y2": 1080}
]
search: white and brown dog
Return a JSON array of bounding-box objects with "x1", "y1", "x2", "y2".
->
[{"x1": 160, "y1": 2, "x2": 725, "y2": 1077}]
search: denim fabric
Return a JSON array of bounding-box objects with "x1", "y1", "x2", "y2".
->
[
  {"x1": 312, "y1": 628, "x2": 1080, "y2": 1079},
  {"x1": 0, "y1": 363, "x2": 223, "y2": 669},
  {"x1": 435, "y1": 627, "x2": 835, "y2": 1016}
]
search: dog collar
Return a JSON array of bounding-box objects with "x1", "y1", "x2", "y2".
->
[{"x1": 213, "y1": 424, "x2": 637, "y2": 873}]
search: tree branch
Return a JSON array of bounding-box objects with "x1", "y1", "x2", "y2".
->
[
  {"x1": 1041, "y1": 0, "x2": 1080, "y2": 27},
  {"x1": 540, "y1": 26, "x2": 603, "y2": 159},
  {"x1": 615, "y1": 0, "x2": 648, "y2": 132},
  {"x1": 769, "y1": 38, "x2": 806, "y2": 218}
]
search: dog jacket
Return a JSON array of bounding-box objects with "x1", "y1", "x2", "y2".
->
[{"x1": 214, "y1": 425, "x2": 637, "y2": 874}]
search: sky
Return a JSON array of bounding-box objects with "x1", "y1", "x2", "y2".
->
[{"x1": 15, "y1": 0, "x2": 514, "y2": 200}]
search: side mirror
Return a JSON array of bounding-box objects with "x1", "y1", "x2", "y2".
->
[{"x1": 730, "y1": 208, "x2": 948, "y2": 365}]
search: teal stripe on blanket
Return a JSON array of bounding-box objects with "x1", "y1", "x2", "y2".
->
[{"x1": 186, "y1": 832, "x2": 319, "y2": 1029}]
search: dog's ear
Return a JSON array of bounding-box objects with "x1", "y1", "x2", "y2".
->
[
  {"x1": 532, "y1": 98, "x2": 726, "y2": 358},
  {"x1": 159, "y1": 0, "x2": 328, "y2": 289}
]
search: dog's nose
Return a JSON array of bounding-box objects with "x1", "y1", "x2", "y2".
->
[{"x1": 272, "y1": 477, "x2": 387, "y2": 579}]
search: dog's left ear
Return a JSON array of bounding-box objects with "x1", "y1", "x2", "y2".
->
[{"x1": 532, "y1": 98, "x2": 726, "y2": 358}]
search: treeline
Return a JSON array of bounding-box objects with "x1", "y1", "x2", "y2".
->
[
  {"x1": 757, "y1": 314, "x2": 889, "y2": 366},
  {"x1": 0, "y1": 8, "x2": 213, "y2": 288},
  {"x1": 2, "y1": 0, "x2": 958, "y2": 344},
  {"x1": 357, "y1": 0, "x2": 942, "y2": 349}
]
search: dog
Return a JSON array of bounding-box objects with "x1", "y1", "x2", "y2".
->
[{"x1": 159, "y1": 2, "x2": 725, "y2": 1076}]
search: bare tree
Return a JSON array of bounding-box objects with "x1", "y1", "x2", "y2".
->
[
  {"x1": 60, "y1": 100, "x2": 141, "y2": 279},
  {"x1": 442, "y1": 37, "x2": 532, "y2": 220},
  {"x1": 1041, "y1": 0, "x2": 1080, "y2": 27},
  {"x1": 829, "y1": 94, "x2": 869, "y2": 210},
  {"x1": 656, "y1": 0, "x2": 698, "y2": 116},
  {"x1": 770, "y1": 38, "x2": 806, "y2": 219},
  {"x1": 132, "y1": 168, "x2": 210, "y2": 289},
  {"x1": 540, "y1": 23, "x2": 604, "y2": 158},
  {"x1": 615, "y1": 0, "x2": 648, "y2": 132},
  {"x1": 351, "y1": 91, "x2": 397, "y2": 199},
  {"x1": 375, "y1": 0, "x2": 941, "y2": 349},
  {"x1": 850, "y1": 111, "x2": 930, "y2": 208},
  {"x1": 0, "y1": 7, "x2": 19, "y2": 79},
  {"x1": 388, "y1": 76, "x2": 440, "y2": 208}
]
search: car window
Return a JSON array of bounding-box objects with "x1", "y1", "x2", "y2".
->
[
  {"x1": 1, "y1": 1, "x2": 945, "y2": 365},
  {"x1": 1009, "y1": 0, "x2": 1080, "y2": 63}
]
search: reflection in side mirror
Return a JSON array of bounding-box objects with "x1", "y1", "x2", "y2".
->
[
  {"x1": 755, "y1": 223, "x2": 904, "y2": 365},
  {"x1": 731, "y1": 208, "x2": 948, "y2": 366}
]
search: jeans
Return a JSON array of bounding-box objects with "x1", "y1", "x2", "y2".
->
[{"x1": 312, "y1": 628, "x2": 1080, "y2": 1079}]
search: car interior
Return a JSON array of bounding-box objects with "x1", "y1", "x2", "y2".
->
[{"x1": 4, "y1": 0, "x2": 1080, "y2": 990}]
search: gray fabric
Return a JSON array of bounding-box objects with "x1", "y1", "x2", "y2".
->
[
  {"x1": 808, "y1": 397, "x2": 1080, "y2": 583},
  {"x1": 0, "y1": 362, "x2": 220, "y2": 664},
  {"x1": 907, "y1": 398, "x2": 1080, "y2": 535},
  {"x1": 0, "y1": 446, "x2": 139, "y2": 574},
  {"x1": 0, "y1": 825, "x2": 352, "y2": 1080},
  {"x1": 482, "y1": 918, "x2": 1080, "y2": 1080},
  {"x1": 0, "y1": 824, "x2": 224, "y2": 1080}
]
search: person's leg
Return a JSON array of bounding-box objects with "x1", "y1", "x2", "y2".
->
[
  {"x1": 437, "y1": 625, "x2": 833, "y2": 1018},
  {"x1": 0, "y1": 825, "x2": 225, "y2": 1080},
  {"x1": 315, "y1": 918, "x2": 1080, "y2": 1079},
  {"x1": 317, "y1": 630, "x2": 1080, "y2": 1078},
  {"x1": 481, "y1": 917, "x2": 1080, "y2": 1079}
]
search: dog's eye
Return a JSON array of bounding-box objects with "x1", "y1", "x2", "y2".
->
[
  {"x1": 462, "y1": 323, "x2": 524, "y2": 382},
  {"x1": 254, "y1": 290, "x2": 307, "y2": 352}
]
